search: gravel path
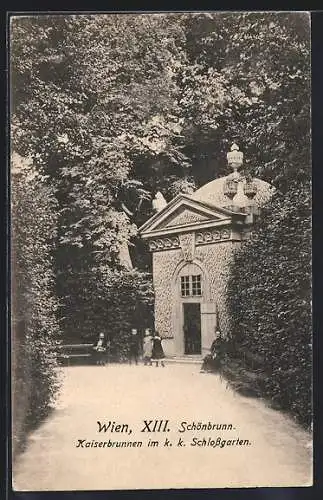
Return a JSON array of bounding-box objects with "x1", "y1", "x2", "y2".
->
[{"x1": 13, "y1": 363, "x2": 312, "y2": 491}]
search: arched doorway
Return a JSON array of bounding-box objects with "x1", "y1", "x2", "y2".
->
[{"x1": 172, "y1": 260, "x2": 211, "y2": 356}]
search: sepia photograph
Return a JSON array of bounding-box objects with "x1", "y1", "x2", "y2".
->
[{"x1": 10, "y1": 11, "x2": 312, "y2": 491}]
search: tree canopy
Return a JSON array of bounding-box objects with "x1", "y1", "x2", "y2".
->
[{"x1": 11, "y1": 13, "x2": 311, "y2": 424}]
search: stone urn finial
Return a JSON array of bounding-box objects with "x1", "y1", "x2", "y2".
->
[
  {"x1": 227, "y1": 143, "x2": 244, "y2": 173},
  {"x1": 224, "y1": 143, "x2": 243, "y2": 200}
]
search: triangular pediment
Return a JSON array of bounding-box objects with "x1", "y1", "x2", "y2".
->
[
  {"x1": 161, "y1": 206, "x2": 211, "y2": 229},
  {"x1": 139, "y1": 194, "x2": 241, "y2": 237}
]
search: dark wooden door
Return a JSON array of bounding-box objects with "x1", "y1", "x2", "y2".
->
[{"x1": 183, "y1": 303, "x2": 201, "y2": 355}]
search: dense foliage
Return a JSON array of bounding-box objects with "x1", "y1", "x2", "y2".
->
[
  {"x1": 10, "y1": 13, "x2": 311, "y2": 428},
  {"x1": 227, "y1": 183, "x2": 312, "y2": 426},
  {"x1": 11, "y1": 155, "x2": 61, "y2": 456},
  {"x1": 103, "y1": 270, "x2": 154, "y2": 361},
  {"x1": 61, "y1": 266, "x2": 154, "y2": 346},
  {"x1": 11, "y1": 15, "x2": 185, "y2": 342},
  {"x1": 179, "y1": 12, "x2": 310, "y2": 191}
]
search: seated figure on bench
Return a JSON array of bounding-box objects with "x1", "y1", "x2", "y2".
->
[
  {"x1": 200, "y1": 329, "x2": 223, "y2": 373},
  {"x1": 93, "y1": 332, "x2": 107, "y2": 366}
]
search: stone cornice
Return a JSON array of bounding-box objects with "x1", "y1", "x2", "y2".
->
[
  {"x1": 147, "y1": 227, "x2": 241, "y2": 252},
  {"x1": 141, "y1": 217, "x2": 243, "y2": 240}
]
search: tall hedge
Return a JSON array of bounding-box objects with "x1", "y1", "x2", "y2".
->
[
  {"x1": 60, "y1": 265, "x2": 154, "y2": 358},
  {"x1": 227, "y1": 182, "x2": 311, "y2": 427},
  {"x1": 104, "y1": 270, "x2": 154, "y2": 361},
  {"x1": 11, "y1": 159, "x2": 61, "y2": 457}
]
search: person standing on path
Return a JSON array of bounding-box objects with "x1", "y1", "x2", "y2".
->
[
  {"x1": 142, "y1": 328, "x2": 153, "y2": 366},
  {"x1": 151, "y1": 332, "x2": 165, "y2": 367},
  {"x1": 129, "y1": 328, "x2": 140, "y2": 365}
]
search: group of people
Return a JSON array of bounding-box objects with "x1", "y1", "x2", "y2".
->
[
  {"x1": 143, "y1": 329, "x2": 165, "y2": 367},
  {"x1": 93, "y1": 328, "x2": 165, "y2": 367},
  {"x1": 130, "y1": 328, "x2": 165, "y2": 367},
  {"x1": 93, "y1": 327, "x2": 223, "y2": 370}
]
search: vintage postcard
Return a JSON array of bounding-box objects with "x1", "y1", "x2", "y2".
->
[{"x1": 10, "y1": 11, "x2": 312, "y2": 491}]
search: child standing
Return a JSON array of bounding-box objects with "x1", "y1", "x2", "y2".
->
[
  {"x1": 151, "y1": 332, "x2": 165, "y2": 367},
  {"x1": 93, "y1": 333, "x2": 106, "y2": 366}
]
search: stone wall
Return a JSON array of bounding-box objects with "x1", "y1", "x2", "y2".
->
[
  {"x1": 152, "y1": 237, "x2": 241, "y2": 346},
  {"x1": 196, "y1": 240, "x2": 239, "y2": 337},
  {"x1": 153, "y1": 247, "x2": 182, "y2": 338}
]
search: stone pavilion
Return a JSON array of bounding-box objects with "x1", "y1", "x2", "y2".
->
[{"x1": 139, "y1": 145, "x2": 274, "y2": 358}]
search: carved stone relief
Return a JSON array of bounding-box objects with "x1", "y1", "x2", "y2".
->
[
  {"x1": 195, "y1": 228, "x2": 231, "y2": 245},
  {"x1": 164, "y1": 209, "x2": 209, "y2": 228},
  {"x1": 148, "y1": 227, "x2": 233, "y2": 253},
  {"x1": 179, "y1": 232, "x2": 195, "y2": 261},
  {"x1": 148, "y1": 236, "x2": 180, "y2": 252}
]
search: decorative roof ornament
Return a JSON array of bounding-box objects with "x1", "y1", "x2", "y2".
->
[
  {"x1": 189, "y1": 140, "x2": 272, "y2": 209},
  {"x1": 243, "y1": 180, "x2": 258, "y2": 199},
  {"x1": 224, "y1": 143, "x2": 258, "y2": 210},
  {"x1": 223, "y1": 178, "x2": 238, "y2": 199},
  {"x1": 224, "y1": 143, "x2": 243, "y2": 200},
  {"x1": 152, "y1": 191, "x2": 167, "y2": 213},
  {"x1": 227, "y1": 143, "x2": 244, "y2": 174},
  {"x1": 232, "y1": 182, "x2": 250, "y2": 210}
]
